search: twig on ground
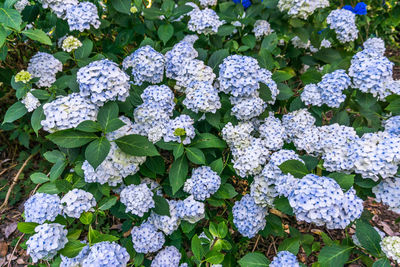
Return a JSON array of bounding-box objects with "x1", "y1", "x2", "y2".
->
[
  {"x1": 7, "y1": 234, "x2": 24, "y2": 267},
  {"x1": 252, "y1": 235, "x2": 261, "y2": 252},
  {"x1": 0, "y1": 164, "x2": 17, "y2": 177}
]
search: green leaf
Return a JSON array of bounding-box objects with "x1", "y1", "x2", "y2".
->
[
  {"x1": 115, "y1": 134, "x2": 159, "y2": 156},
  {"x1": 22, "y1": 29, "x2": 52, "y2": 45},
  {"x1": 218, "y1": 222, "x2": 228, "y2": 238},
  {"x1": 85, "y1": 137, "x2": 111, "y2": 169},
  {"x1": 67, "y1": 229, "x2": 82, "y2": 240},
  {"x1": 238, "y1": 252, "x2": 270, "y2": 267},
  {"x1": 59, "y1": 240, "x2": 86, "y2": 258},
  {"x1": 278, "y1": 237, "x2": 300, "y2": 255},
  {"x1": 261, "y1": 32, "x2": 278, "y2": 52},
  {"x1": 272, "y1": 69, "x2": 294, "y2": 83},
  {"x1": 242, "y1": 34, "x2": 256, "y2": 49},
  {"x1": 205, "y1": 250, "x2": 224, "y2": 264},
  {"x1": 301, "y1": 69, "x2": 322, "y2": 85},
  {"x1": 328, "y1": 173, "x2": 354, "y2": 191},
  {"x1": 259, "y1": 83, "x2": 272, "y2": 103},
  {"x1": 37, "y1": 182, "x2": 60, "y2": 194},
  {"x1": 17, "y1": 222, "x2": 38, "y2": 234},
  {"x1": 171, "y1": 5, "x2": 193, "y2": 19},
  {"x1": 44, "y1": 150, "x2": 65, "y2": 163},
  {"x1": 158, "y1": 24, "x2": 174, "y2": 44},
  {"x1": 30, "y1": 172, "x2": 49, "y2": 184},
  {"x1": 79, "y1": 212, "x2": 93, "y2": 225},
  {"x1": 89, "y1": 226, "x2": 119, "y2": 245},
  {"x1": 55, "y1": 179, "x2": 72, "y2": 193},
  {"x1": 4, "y1": 0, "x2": 19, "y2": 9},
  {"x1": 191, "y1": 133, "x2": 226, "y2": 149},
  {"x1": 97, "y1": 102, "x2": 124, "y2": 133},
  {"x1": 372, "y1": 258, "x2": 391, "y2": 267},
  {"x1": 31, "y1": 105, "x2": 44, "y2": 135},
  {"x1": 257, "y1": 49, "x2": 275, "y2": 71},
  {"x1": 314, "y1": 48, "x2": 343, "y2": 64},
  {"x1": 111, "y1": 0, "x2": 131, "y2": 14},
  {"x1": 144, "y1": 157, "x2": 165, "y2": 175},
  {"x1": 46, "y1": 129, "x2": 98, "y2": 148},
  {"x1": 0, "y1": 26, "x2": 7, "y2": 48},
  {"x1": 76, "y1": 120, "x2": 102, "y2": 133},
  {"x1": 50, "y1": 159, "x2": 67, "y2": 181},
  {"x1": 214, "y1": 183, "x2": 237, "y2": 199},
  {"x1": 385, "y1": 98, "x2": 400, "y2": 115},
  {"x1": 153, "y1": 195, "x2": 170, "y2": 216},
  {"x1": 279, "y1": 160, "x2": 308, "y2": 178},
  {"x1": 273, "y1": 197, "x2": 294, "y2": 215},
  {"x1": 98, "y1": 196, "x2": 118, "y2": 211},
  {"x1": 169, "y1": 155, "x2": 188, "y2": 194},
  {"x1": 191, "y1": 234, "x2": 203, "y2": 261},
  {"x1": 217, "y1": 25, "x2": 236, "y2": 36},
  {"x1": 0, "y1": 8, "x2": 21, "y2": 30},
  {"x1": 355, "y1": 220, "x2": 382, "y2": 257},
  {"x1": 142, "y1": 7, "x2": 164, "y2": 20},
  {"x1": 3, "y1": 101, "x2": 27, "y2": 124},
  {"x1": 173, "y1": 143, "x2": 184, "y2": 159},
  {"x1": 208, "y1": 49, "x2": 229, "y2": 71},
  {"x1": 75, "y1": 39, "x2": 93, "y2": 59},
  {"x1": 185, "y1": 147, "x2": 206, "y2": 165},
  {"x1": 276, "y1": 83, "x2": 294, "y2": 100},
  {"x1": 53, "y1": 51, "x2": 72, "y2": 64},
  {"x1": 318, "y1": 245, "x2": 352, "y2": 267},
  {"x1": 210, "y1": 158, "x2": 224, "y2": 174}
]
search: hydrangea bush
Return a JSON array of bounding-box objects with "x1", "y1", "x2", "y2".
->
[{"x1": 1, "y1": 0, "x2": 400, "y2": 266}]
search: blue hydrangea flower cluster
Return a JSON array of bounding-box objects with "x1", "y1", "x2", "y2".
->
[
  {"x1": 327, "y1": 9, "x2": 359, "y2": 43},
  {"x1": 165, "y1": 41, "x2": 198, "y2": 81},
  {"x1": 253, "y1": 20, "x2": 273, "y2": 40},
  {"x1": 230, "y1": 95, "x2": 266, "y2": 121},
  {"x1": 233, "y1": 0, "x2": 252, "y2": 9},
  {"x1": 60, "y1": 242, "x2": 90, "y2": 267},
  {"x1": 41, "y1": 0, "x2": 77, "y2": 18},
  {"x1": 351, "y1": 131, "x2": 400, "y2": 180},
  {"x1": 301, "y1": 69, "x2": 351, "y2": 108},
  {"x1": 65, "y1": 2, "x2": 101, "y2": 32},
  {"x1": 270, "y1": 251, "x2": 300, "y2": 267},
  {"x1": 282, "y1": 108, "x2": 316, "y2": 141},
  {"x1": 278, "y1": 0, "x2": 330, "y2": 19},
  {"x1": 373, "y1": 178, "x2": 400, "y2": 213},
  {"x1": 343, "y1": 2, "x2": 367, "y2": 15},
  {"x1": 122, "y1": 45, "x2": 165, "y2": 85},
  {"x1": 199, "y1": 0, "x2": 217, "y2": 7},
  {"x1": 24, "y1": 193, "x2": 61, "y2": 224},
  {"x1": 384, "y1": 115, "x2": 400, "y2": 135},
  {"x1": 148, "y1": 200, "x2": 181, "y2": 235},
  {"x1": 184, "y1": 166, "x2": 221, "y2": 201},
  {"x1": 232, "y1": 194, "x2": 267, "y2": 238},
  {"x1": 41, "y1": 93, "x2": 98, "y2": 133},
  {"x1": 188, "y1": 8, "x2": 224, "y2": 35},
  {"x1": 131, "y1": 222, "x2": 165, "y2": 253},
  {"x1": 61, "y1": 189, "x2": 96, "y2": 218},
  {"x1": 363, "y1": 37, "x2": 386, "y2": 55},
  {"x1": 151, "y1": 246, "x2": 182, "y2": 267},
  {"x1": 81, "y1": 241, "x2": 130, "y2": 266},
  {"x1": 26, "y1": 223, "x2": 68, "y2": 263},
  {"x1": 77, "y1": 59, "x2": 130, "y2": 106},
  {"x1": 27, "y1": 52, "x2": 62, "y2": 88},
  {"x1": 222, "y1": 122, "x2": 254, "y2": 152},
  {"x1": 14, "y1": 0, "x2": 29, "y2": 12},
  {"x1": 285, "y1": 174, "x2": 363, "y2": 229},
  {"x1": 174, "y1": 59, "x2": 216, "y2": 91},
  {"x1": 183, "y1": 81, "x2": 221, "y2": 114},
  {"x1": 258, "y1": 113, "x2": 286, "y2": 151},
  {"x1": 348, "y1": 41, "x2": 396, "y2": 100},
  {"x1": 176, "y1": 195, "x2": 205, "y2": 223},
  {"x1": 120, "y1": 183, "x2": 155, "y2": 217},
  {"x1": 163, "y1": 115, "x2": 196, "y2": 145},
  {"x1": 261, "y1": 149, "x2": 303, "y2": 182}
]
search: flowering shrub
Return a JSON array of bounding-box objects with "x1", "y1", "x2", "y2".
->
[{"x1": 1, "y1": 0, "x2": 400, "y2": 266}]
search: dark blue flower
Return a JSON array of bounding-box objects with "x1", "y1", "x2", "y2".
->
[
  {"x1": 232, "y1": 0, "x2": 252, "y2": 9},
  {"x1": 342, "y1": 2, "x2": 367, "y2": 15}
]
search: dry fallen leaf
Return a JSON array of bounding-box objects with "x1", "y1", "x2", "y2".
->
[
  {"x1": 0, "y1": 242, "x2": 7, "y2": 257},
  {"x1": 4, "y1": 223, "x2": 17, "y2": 239}
]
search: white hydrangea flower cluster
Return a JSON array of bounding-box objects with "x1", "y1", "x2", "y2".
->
[
  {"x1": 61, "y1": 189, "x2": 96, "y2": 218},
  {"x1": 21, "y1": 92, "x2": 40, "y2": 112},
  {"x1": 27, "y1": 52, "x2": 62, "y2": 88},
  {"x1": 284, "y1": 174, "x2": 363, "y2": 229},
  {"x1": 163, "y1": 115, "x2": 196, "y2": 145},
  {"x1": 61, "y1": 36, "x2": 82, "y2": 52},
  {"x1": 259, "y1": 113, "x2": 286, "y2": 151},
  {"x1": 352, "y1": 227, "x2": 385, "y2": 247},
  {"x1": 373, "y1": 178, "x2": 400, "y2": 213},
  {"x1": 327, "y1": 9, "x2": 359, "y2": 43},
  {"x1": 81, "y1": 241, "x2": 130, "y2": 266},
  {"x1": 253, "y1": 20, "x2": 273, "y2": 40},
  {"x1": 301, "y1": 69, "x2": 351, "y2": 108},
  {"x1": 176, "y1": 195, "x2": 205, "y2": 223},
  {"x1": 184, "y1": 166, "x2": 221, "y2": 201},
  {"x1": 65, "y1": 2, "x2": 101, "y2": 32},
  {"x1": 148, "y1": 200, "x2": 181, "y2": 235},
  {"x1": 232, "y1": 194, "x2": 267, "y2": 238},
  {"x1": 381, "y1": 236, "x2": 400, "y2": 264},
  {"x1": 363, "y1": 37, "x2": 386, "y2": 55},
  {"x1": 60, "y1": 242, "x2": 90, "y2": 267},
  {"x1": 26, "y1": 223, "x2": 68, "y2": 263},
  {"x1": 24, "y1": 193, "x2": 61, "y2": 224},
  {"x1": 131, "y1": 222, "x2": 165, "y2": 253},
  {"x1": 122, "y1": 45, "x2": 165, "y2": 85},
  {"x1": 188, "y1": 8, "x2": 224, "y2": 35},
  {"x1": 351, "y1": 131, "x2": 400, "y2": 181},
  {"x1": 270, "y1": 251, "x2": 300, "y2": 267},
  {"x1": 120, "y1": 183, "x2": 155, "y2": 217},
  {"x1": 41, "y1": 93, "x2": 98, "y2": 133},
  {"x1": 41, "y1": 0, "x2": 78, "y2": 18},
  {"x1": 183, "y1": 81, "x2": 221, "y2": 114},
  {"x1": 151, "y1": 246, "x2": 182, "y2": 267},
  {"x1": 384, "y1": 115, "x2": 400, "y2": 136},
  {"x1": 199, "y1": 0, "x2": 217, "y2": 7},
  {"x1": 277, "y1": 0, "x2": 329, "y2": 19},
  {"x1": 349, "y1": 39, "x2": 398, "y2": 100},
  {"x1": 77, "y1": 59, "x2": 130, "y2": 106},
  {"x1": 14, "y1": 0, "x2": 30, "y2": 12}
]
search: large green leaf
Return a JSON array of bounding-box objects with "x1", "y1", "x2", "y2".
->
[
  {"x1": 238, "y1": 253, "x2": 270, "y2": 267},
  {"x1": 98, "y1": 196, "x2": 118, "y2": 211},
  {"x1": 0, "y1": 26, "x2": 7, "y2": 48},
  {"x1": 111, "y1": 0, "x2": 131, "y2": 14},
  {"x1": 75, "y1": 39, "x2": 93, "y2": 59},
  {"x1": 0, "y1": 8, "x2": 21, "y2": 30},
  {"x1": 22, "y1": 29, "x2": 52, "y2": 45},
  {"x1": 191, "y1": 234, "x2": 203, "y2": 261},
  {"x1": 17, "y1": 222, "x2": 38, "y2": 234},
  {"x1": 279, "y1": 160, "x2": 308, "y2": 178},
  {"x1": 208, "y1": 49, "x2": 229, "y2": 71},
  {"x1": 185, "y1": 147, "x2": 206, "y2": 165},
  {"x1": 85, "y1": 137, "x2": 111, "y2": 169},
  {"x1": 328, "y1": 173, "x2": 355, "y2": 191},
  {"x1": 30, "y1": 172, "x2": 50, "y2": 184},
  {"x1": 31, "y1": 105, "x2": 44, "y2": 135},
  {"x1": 97, "y1": 102, "x2": 125, "y2": 133},
  {"x1": 191, "y1": 133, "x2": 226, "y2": 149},
  {"x1": 372, "y1": 258, "x2": 391, "y2": 267},
  {"x1": 169, "y1": 155, "x2": 188, "y2": 194},
  {"x1": 49, "y1": 159, "x2": 67, "y2": 181},
  {"x1": 153, "y1": 195, "x2": 170, "y2": 216},
  {"x1": 3, "y1": 101, "x2": 27, "y2": 124},
  {"x1": 46, "y1": 129, "x2": 98, "y2": 148},
  {"x1": 355, "y1": 220, "x2": 382, "y2": 257},
  {"x1": 59, "y1": 240, "x2": 86, "y2": 258},
  {"x1": 115, "y1": 134, "x2": 159, "y2": 156},
  {"x1": 318, "y1": 245, "x2": 352, "y2": 267},
  {"x1": 158, "y1": 24, "x2": 174, "y2": 44},
  {"x1": 204, "y1": 250, "x2": 224, "y2": 264},
  {"x1": 278, "y1": 237, "x2": 300, "y2": 255}
]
